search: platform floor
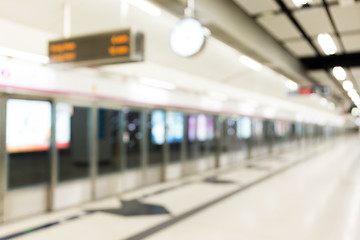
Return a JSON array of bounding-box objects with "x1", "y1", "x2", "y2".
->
[{"x1": 0, "y1": 136, "x2": 359, "y2": 240}]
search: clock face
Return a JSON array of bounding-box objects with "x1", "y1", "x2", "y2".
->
[{"x1": 170, "y1": 18, "x2": 205, "y2": 57}]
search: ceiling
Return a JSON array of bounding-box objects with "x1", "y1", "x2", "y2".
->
[
  {"x1": 153, "y1": 0, "x2": 360, "y2": 109},
  {"x1": 0, "y1": 0, "x2": 359, "y2": 111},
  {"x1": 229, "y1": 0, "x2": 360, "y2": 108}
]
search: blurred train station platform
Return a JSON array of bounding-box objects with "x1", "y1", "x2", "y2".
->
[
  {"x1": 0, "y1": 0, "x2": 359, "y2": 239},
  {"x1": 0, "y1": 135, "x2": 359, "y2": 240}
]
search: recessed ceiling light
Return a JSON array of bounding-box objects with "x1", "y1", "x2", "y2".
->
[
  {"x1": 332, "y1": 66, "x2": 346, "y2": 81},
  {"x1": 342, "y1": 80, "x2": 354, "y2": 91},
  {"x1": 292, "y1": 0, "x2": 313, "y2": 7},
  {"x1": 317, "y1": 33, "x2": 337, "y2": 55},
  {"x1": 347, "y1": 89, "x2": 358, "y2": 98}
]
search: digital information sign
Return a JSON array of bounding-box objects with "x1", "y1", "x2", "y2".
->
[
  {"x1": 49, "y1": 29, "x2": 144, "y2": 66},
  {"x1": 288, "y1": 86, "x2": 331, "y2": 96}
]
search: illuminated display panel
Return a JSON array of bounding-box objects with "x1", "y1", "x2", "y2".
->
[
  {"x1": 197, "y1": 114, "x2": 207, "y2": 141},
  {"x1": 275, "y1": 121, "x2": 287, "y2": 136},
  {"x1": 253, "y1": 118, "x2": 263, "y2": 137},
  {"x1": 49, "y1": 30, "x2": 131, "y2": 64},
  {"x1": 188, "y1": 115, "x2": 196, "y2": 142},
  {"x1": 166, "y1": 111, "x2": 184, "y2": 143},
  {"x1": 56, "y1": 103, "x2": 71, "y2": 149},
  {"x1": 206, "y1": 116, "x2": 214, "y2": 140},
  {"x1": 237, "y1": 117, "x2": 252, "y2": 139},
  {"x1": 151, "y1": 110, "x2": 165, "y2": 145},
  {"x1": 6, "y1": 99, "x2": 51, "y2": 153}
]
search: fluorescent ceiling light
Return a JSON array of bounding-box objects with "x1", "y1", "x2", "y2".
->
[
  {"x1": 127, "y1": 0, "x2": 161, "y2": 16},
  {"x1": 285, "y1": 80, "x2": 298, "y2": 91},
  {"x1": 292, "y1": 0, "x2": 313, "y2": 7},
  {"x1": 139, "y1": 77, "x2": 176, "y2": 90},
  {"x1": 317, "y1": 33, "x2": 337, "y2": 55},
  {"x1": 208, "y1": 91, "x2": 228, "y2": 101},
  {"x1": 332, "y1": 66, "x2": 346, "y2": 81},
  {"x1": 0, "y1": 47, "x2": 49, "y2": 64},
  {"x1": 342, "y1": 80, "x2": 353, "y2": 91},
  {"x1": 239, "y1": 56, "x2": 262, "y2": 72}
]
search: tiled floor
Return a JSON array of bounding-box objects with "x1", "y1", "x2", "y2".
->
[{"x1": 0, "y1": 136, "x2": 359, "y2": 240}]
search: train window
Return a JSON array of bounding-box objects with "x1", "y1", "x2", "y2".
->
[
  {"x1": 197, "y1": 114, "x2": 208, "y2": 157},
  {"x1": 263, "y1": 120, "x2": 275, "y2": 140},
  {"x1": 126, "y1": 110, "x2": 142, "y2": 169},
  {"x1": 237, "y1": 117, "x2": 252, "y2": 139},
  {"x1": 148, "y1": 110, "x2": 164, "y2": 165},
  {"x1": 58, "y1": 105, "x2": 90, "y2": 181},
  {"x1": 97, "y1": 108, "x2": 123, "y2": 175},
  {"x1": 166, "y1": 111, "x2": 183, "y2": 162},
  {"x1": 207, "y1": 115, "x2": 216, "y2": 154},
  {"x1": 7, "y1": 99, "x2": 51, "y2": 189},
  {"x1": 187, "y1": 114, "x2": 198, "y2": 160},
  {"x1": 226, "y1": 117, "x2": 237, "y2": 152}
]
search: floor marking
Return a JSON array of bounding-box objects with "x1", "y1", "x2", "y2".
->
[
  {"x1": 0, "y1": 211, "x2": 94, "y2": 240},
  {"x1": 125, "y1": 149, "x2": 320, "y2": 240}
]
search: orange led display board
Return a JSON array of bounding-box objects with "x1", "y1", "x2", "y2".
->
[{"x1": 49, "y1": 29, "x2": 144, "y2": 66}]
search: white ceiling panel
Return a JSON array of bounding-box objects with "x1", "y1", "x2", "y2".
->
[
  {"x1": 233, "y1": 0, "x2": 279, "y2": 15},
  {"x1": 294, "y1": 8, "x2": 334, "y2": 36},
  {"x1": 0, "y1": 0, "x2": 65, "y2": 34},
  {"x1": 341, "y1": 33, "x2": 360, "y2": 53},
  {"x1": 283, "y1": 39, "x2": 317, "y2": 57},
  {"x1": 330, "y1": 3, "x2": 360, "y2": 33},
  {"x1": 257, "y1": 14, "x2": 302, "y2": 40}
]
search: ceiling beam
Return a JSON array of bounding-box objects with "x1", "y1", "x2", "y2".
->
[{"x1": 301, "y1": 52, "x2": 360, "y2": 70}]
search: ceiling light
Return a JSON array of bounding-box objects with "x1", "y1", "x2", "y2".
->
[
  {"x1": 0, "y1": 47, "x2": 49, "y2": 64},
  {"x1": 342, "y1": 80, "x2": 353, "y2": 91},
  {"x1": 292, "y1": 0, "x2": 313, "y2": 7},
  {"x1": 317, "y1": 33, "x2": 337, "y2": 55},
  {"x1": 328, "y1": 102, "x2": 335, "y2": 110},
  {"x1": 127, "y1": 0, "x2": 161, "y2": 16},
  {"x1": 351, "y1": 107, "x2": 359, "y2": 117},
  {"x1": 139, "y1": 78, "x2": 176, "y2": 90},
  {"x1": 332, "y1": 66, "x2": 346, "y2": 81},
  {"x1": 320, "y1": 98, "x2": 328, "y2": 106},
  {"x1": 285, "y1": 80, "x2": 298, "y2": 91},
  {"x1": 239, "y1": 56, "x2": 262, "y2": 72},
  {"x1": 208, "y1": 91, "x2": 228, "y2": 101},
  {"x1": 356, "y1": 118, "x2": 360, "y2": 126},
  {"x1": 347, "y1": 89, "x2": 358, "y2": 98}
]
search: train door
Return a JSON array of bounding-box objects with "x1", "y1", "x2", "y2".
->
[
  {"x1": 2, "y1": 96, "x2": 54, "y2": 221},
  {"x1": 95, "y1": 106, "x2": 125, "y2": 197},
  {"x1": 165, "y1": 111, "x2": 185, "y2": 180},
  {"x1": 52, "y1": 101, "x2": 94, "y2": 210},
  {"x1": 146, "y1": 109, "x2": 165, "y2": 184}
]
